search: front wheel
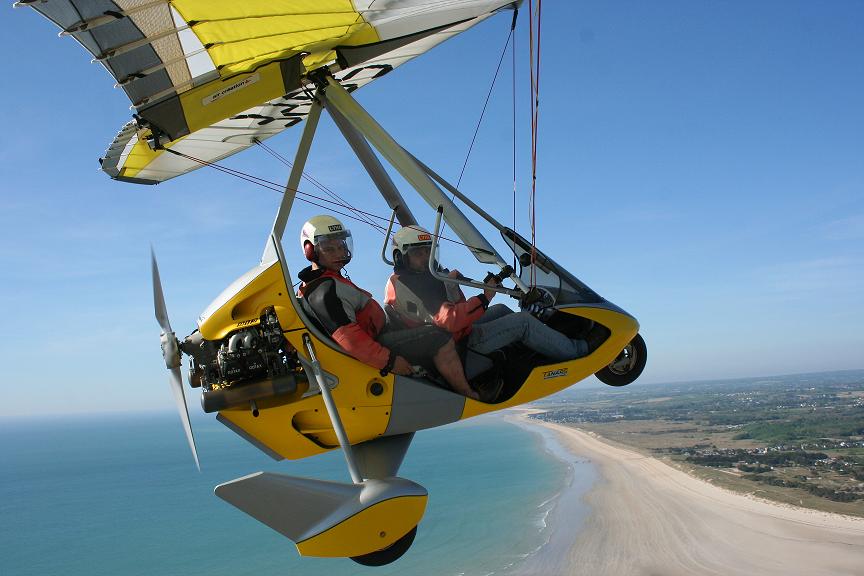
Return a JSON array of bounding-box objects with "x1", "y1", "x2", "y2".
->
[
  {"x1": 595, "y1": 333, "x2": 647, "y2": 387},
  {"x1": 350, "y1": 526, "x2": 417, "y2": 566}
]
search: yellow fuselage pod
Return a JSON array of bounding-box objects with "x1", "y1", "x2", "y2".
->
[
  {"x1": 197, "y1": 263, "x2": 637, "y2": 460},
  {"x1": 460, "y1": 305, "x2": 639, "y2": 419},
  {"x1": 197, "y1": 261, "x2": 398, "y2": 460}
]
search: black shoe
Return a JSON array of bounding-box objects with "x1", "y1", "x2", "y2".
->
[
  {"x1": 470, "y1": 350, "x2": 506, "y2": 403},
  {"x1": 474, "y1": 377, "x2": 505, "y2": 403},
  {"x1": 585, "y1": 324, "x2": 611, "y2": 354},
  {"x1": 487, "y1": 349, "x2": 507, "y2": 370}
]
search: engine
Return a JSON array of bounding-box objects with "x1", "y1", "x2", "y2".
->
[{"x1": 184, "y1": 308, "x2": 302, "y2": 412}]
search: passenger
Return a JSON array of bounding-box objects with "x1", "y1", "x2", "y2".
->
[
  {"x1": 384, "y1": 226, "x2": 608, "y2": 394},
  {"x1": 297, "y1": 215, "x2": 479, "y2": 400}
]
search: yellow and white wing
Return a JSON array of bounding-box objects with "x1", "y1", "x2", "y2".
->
[{"x1": 21, "y1": 0, "x2": 515, "y2": 184}]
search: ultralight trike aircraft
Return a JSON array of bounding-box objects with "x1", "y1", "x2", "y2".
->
[{"x1": 21, "y1": 0, "x2": 646, "y2": 565}]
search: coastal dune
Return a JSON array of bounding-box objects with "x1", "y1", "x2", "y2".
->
[{"x1": 521, "y1": 420, "x2": 864, "y2": 576}]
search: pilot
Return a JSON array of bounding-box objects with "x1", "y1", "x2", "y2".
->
[
  {"x1": 297, "y1": 215, "x2": 479, "y2": 400},
  {"x1": 384, "y1": 226, "x2": 609, "y2": 396}
]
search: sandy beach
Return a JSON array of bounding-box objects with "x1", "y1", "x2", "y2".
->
[{"x1": 512, "y1": 415, "x2": 864, "y2": 576}]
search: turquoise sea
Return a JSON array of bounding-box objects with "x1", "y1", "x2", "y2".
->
[{"x1": 1, "y1": 412, "x2": 592, "y2": 576}]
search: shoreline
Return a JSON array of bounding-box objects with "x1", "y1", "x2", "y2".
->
[
  {"x1": 502, "y1": 416, "x2": 596, "y2": 576},
  {"x1": 505, "y1": 411, "x2": 864, "y2": 576}
]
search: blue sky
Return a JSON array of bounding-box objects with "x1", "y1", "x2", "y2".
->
[{"x1": 2, "y1": 1, "x2": 862, "y2": 417}]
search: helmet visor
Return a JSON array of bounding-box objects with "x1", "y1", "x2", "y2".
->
[
  {"x1": 404, "y1": 243, "x2": 432, "y2": 256},
  {"x1": 315, "y1": 230, "x2": 353, "y2": 260}
]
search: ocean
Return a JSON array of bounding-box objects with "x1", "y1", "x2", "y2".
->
[{"x1": 1, "y1": 412, "x2": 592, "y2": 576}]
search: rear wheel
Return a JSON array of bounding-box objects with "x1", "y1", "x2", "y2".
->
[
  {"x1": 350, "y1": 525, "x2": 417, "y2": 566},
  {"x1": 595, "y1": 333, "x2": 647, "y2": 387}
]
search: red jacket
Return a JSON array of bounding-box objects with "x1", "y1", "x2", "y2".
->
[
  {"x1": 298, "y1": 266, "x2": 392, "y2": 370},
  {"x1": 384, "y1": 268, "x2": 488, "y2": 342}
]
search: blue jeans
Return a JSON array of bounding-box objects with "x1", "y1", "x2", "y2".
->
[{"x1": 464, "y1": 305, "x2": 587, "y2": 377}]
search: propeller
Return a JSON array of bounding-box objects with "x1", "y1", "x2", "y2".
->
[{"x1": 151, "y1": 248, "x2": 201, "y2": 471}]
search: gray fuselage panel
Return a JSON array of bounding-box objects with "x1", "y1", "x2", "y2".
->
[{"x1": 384, "y1": 376, "x2": 465, "y2": 436}]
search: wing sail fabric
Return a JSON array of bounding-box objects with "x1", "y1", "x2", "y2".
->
[{"x1": 21, "y1": 0, "x2": 515, "y2": 184}]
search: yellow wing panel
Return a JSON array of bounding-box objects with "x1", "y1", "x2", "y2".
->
[
  {"x1": 118, "y1": 132, "x2": 166, "y2": 180},
  {"x1": 25, "y1": 0, "x2": 515, "y2": 183},
  {"x1": 173, "y1": 0, "x2": 377, "y2": 76},
  {"x1": 179, "y1": 61, "x2": 296, "y2": 139},
  {"x1": 173, "y1": 0, "x2": 360, "y2": 22}
]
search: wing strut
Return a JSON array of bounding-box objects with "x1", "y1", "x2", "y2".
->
[
  {"x1": 262, "y1": 99, "x2": 323, "y2": 263},
  {"x1": 327, "y1": 103, "x2": 416, "y2": 228},
  {"x1": 318, "y1": 74, "x2": 528, "y2": 297},
  {"x1": 320, "y1": 76, "x2": 504, "y2": 266}
]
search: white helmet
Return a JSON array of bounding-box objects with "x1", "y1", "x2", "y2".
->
[
  {"x1": 392, "y1": 225, "x2": 433, "y2": 267},
  {"x1": 300, "y1": 215, "x2": 353, "y2": 264}
]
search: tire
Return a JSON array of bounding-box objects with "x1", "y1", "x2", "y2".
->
[
  {"x1": 595, "y1": 333, "x2": 647, "y2": 387},
  {"x1": 350, "y1": 526, "x2": 417, "y2": 566}
]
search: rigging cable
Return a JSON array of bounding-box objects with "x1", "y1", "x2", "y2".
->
[
  {"x1": 455, "y1": 12, "x2": 516, "y2": 189},
  {"x1": 161, "y1": 147, "x2": 487, "y2": 254},
  {"x1": 253, "y1": 139, "x2": 380, "y2": 231},
  {"x1": 163, "y1": 147, "x2": 387, "y2": 231},
  {"x1": 438, "y1": 9, "x2": 516, "y2": 254},
  {"x1": 157, "y1": 11, "x2": 530, "y2": 266},
  {"x1": 511, "y1": 6, "x2": 518, "y2": 271},
  {"x1": 527, "y1": 0, "x2": 542, "y2": 287}
]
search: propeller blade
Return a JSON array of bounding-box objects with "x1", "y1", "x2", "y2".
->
[
  {"x1": 170, "y1": 365, "x2": 201, "y2": 471},
  {"x1": 152, "y1": 246, "x2": 200, "y2": 471},
  {"x1": 151, "y1": 247, "x2": 172, "y2": 335}
]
